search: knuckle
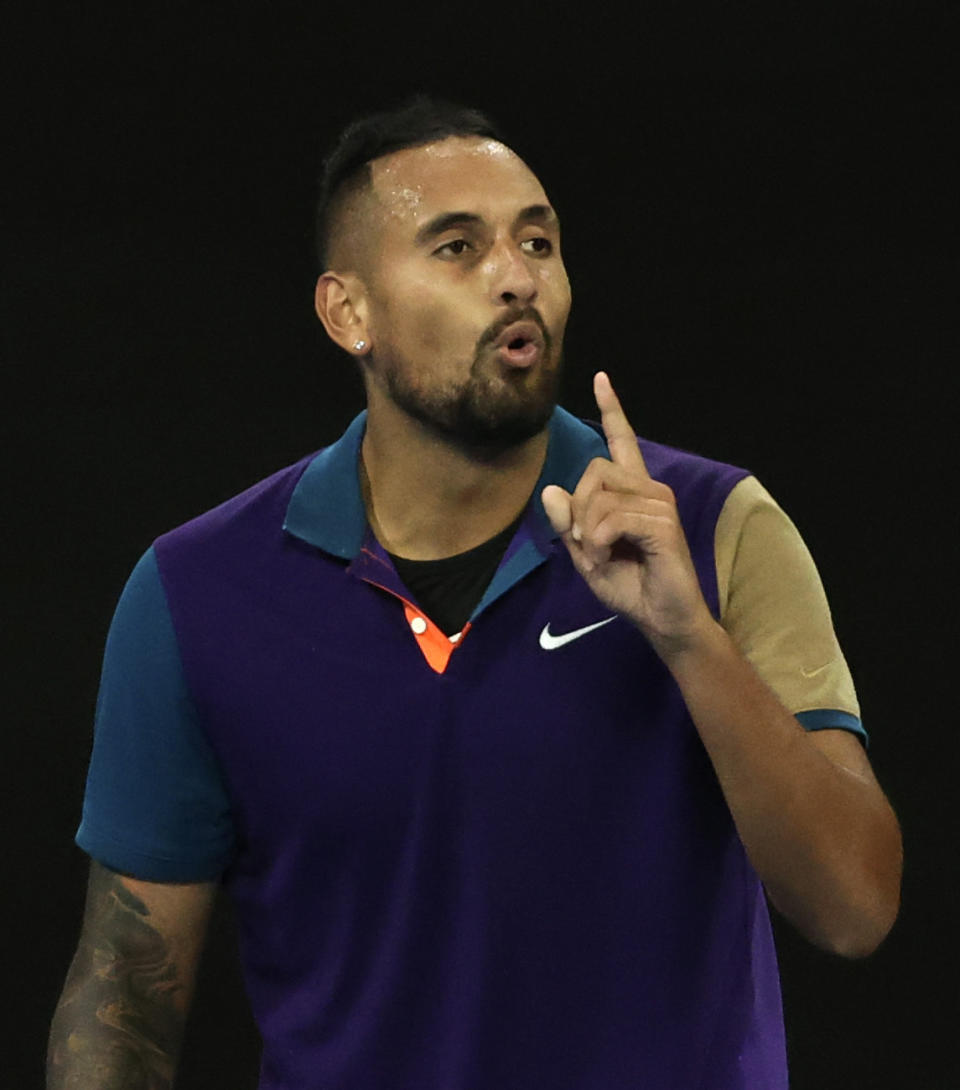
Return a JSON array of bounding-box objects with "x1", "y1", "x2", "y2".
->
[
  {"x1": 593, "y1": 511, "x2": 620, "y2": 545},
  {"x1": 586, "y1": 488, "x2": 617, "y2": 525}
]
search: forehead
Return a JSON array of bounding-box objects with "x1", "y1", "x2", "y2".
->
[{"x1": 368, "y1": 137, "x2": 552, "y2": 232}]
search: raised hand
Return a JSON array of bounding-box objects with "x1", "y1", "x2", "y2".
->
[{"x1": 541, "y1": 371, "x2": 717, "y2": 657}]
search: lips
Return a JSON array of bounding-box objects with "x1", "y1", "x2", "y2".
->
[{"x1": 493, "y1": 320, "x2": 544, "y2": 353}]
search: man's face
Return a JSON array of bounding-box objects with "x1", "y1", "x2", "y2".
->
[{"x1": 360, "y1": 136, "x2": 572, "y2": 457}]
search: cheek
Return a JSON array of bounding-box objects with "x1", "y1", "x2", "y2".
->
[
  {"x1": 392, "y1": 279, "x2": 473, "y2": 354},
  {"x1": 539, "y1": 267, "x2": 573, "y2": 320},
  {"x1": 539, "y1": 263, "x2": 571, "y2": 295},
  {"x1": 415, "y1": 305, "x2": 450, "y2": 352},
  {"x1": 383, "y1": 296, "x2": 458, "y2": 357}
]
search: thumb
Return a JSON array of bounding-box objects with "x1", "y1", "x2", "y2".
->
[{"x1": 541, "y1": 484, "x2": 573, "y2": 535}]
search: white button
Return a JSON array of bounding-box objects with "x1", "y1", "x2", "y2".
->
[{"x1": 410, "y1": 616, "x2": 427, "y2": 634}]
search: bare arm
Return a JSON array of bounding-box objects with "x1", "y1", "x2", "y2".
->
[
  {"x1": 542, "y1": 371, "x2": 902, "y2": 958},
  {"x1": 47, "y1": 860, "x2": 217, "y2": 1090},
  {"x1": 661, "y1": 624, "x2": 902, "y2": 956}
]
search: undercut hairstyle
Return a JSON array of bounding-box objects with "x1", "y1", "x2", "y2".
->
[{"x1": 314, "y1": 95, "x2": 504, "y2": 271}]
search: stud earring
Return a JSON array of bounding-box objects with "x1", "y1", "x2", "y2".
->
[{"x1": 353, "y1": 340, "x2": 367, "y2": 351}]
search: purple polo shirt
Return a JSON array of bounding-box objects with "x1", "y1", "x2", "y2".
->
[{"x1": 77, "y1": 406, "x2": 852, "y2": 1088}]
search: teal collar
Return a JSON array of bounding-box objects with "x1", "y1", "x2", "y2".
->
[{"x1": 282, "y1": 406, "x2": 609, "y2": 559}]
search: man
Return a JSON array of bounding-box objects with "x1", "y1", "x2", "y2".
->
[{"x1": 48, "y1": 96, "x2": 902, "y2": 1089}]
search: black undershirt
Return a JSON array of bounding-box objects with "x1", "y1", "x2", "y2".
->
[{"x1": 387, "y1": 512, "x2": 524, "y2": 637}]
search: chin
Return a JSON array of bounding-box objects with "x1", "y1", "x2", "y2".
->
[
  {"x1": 383, "y1": 345, "x2": 562, "y2": 457},
  {"x1": 447, "y1": 388, "x2": 558, "y2": 459},
  {"x1": 401, "y1": 389, "x2": 553, "y2": 460}
]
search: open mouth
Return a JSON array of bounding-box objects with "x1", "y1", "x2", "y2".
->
[
  {"x1": 494, "y1": 322, "x2": 544, "y2": 367},
  {"x1": 498, "y1": 338, "x2": 540, "y2": 367}
]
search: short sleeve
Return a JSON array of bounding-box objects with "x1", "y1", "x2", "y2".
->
[
  {"x1": 76, "y1": 546, "x2": 237, "y2": 880},
  {"x1": 714, "y1": 476, "x2": 867, "y2": 747}
]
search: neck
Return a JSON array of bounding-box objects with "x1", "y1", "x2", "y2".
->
[{"x1": 360, "y1": 401, "x2": 550, "y2": 561}]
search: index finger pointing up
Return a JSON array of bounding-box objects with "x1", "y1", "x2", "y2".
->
[{"x1": 595, "y1": 371, "x2": 649, "y2": 475}]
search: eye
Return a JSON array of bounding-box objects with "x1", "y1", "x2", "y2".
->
[
  {"x1": 520, "y1": 237, "x2": 553, "y2": 255},
  {"x1": 435, "y1": 238, "x2": 472, "y2": 257}
]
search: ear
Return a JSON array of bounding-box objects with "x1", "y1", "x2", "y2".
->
[{"x1": 314, "y1": 272, "x2": 372, "y2": 357}]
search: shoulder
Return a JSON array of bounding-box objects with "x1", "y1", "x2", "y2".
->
[
  {"x1": 716, "y1": 474, "x2": 786, "y2": 525},
  {"x1": 714, "y1": 476, "x2": 816, "y2": 598},
  {"x1": 551, "y1": 409, "x2": 751, "y2": 495},
  {"x1": 155, "y1": 452, "x2": 319, "y2": 558},
  {"x1": 638, "y1": 435, "x2": 750, "y2": 483},
  {"x1": 634, "y1": 434, "x2": 753, "y2": 536},
  {"x1": 715, "y1": 474, "x2": 813, "y2": 612}
]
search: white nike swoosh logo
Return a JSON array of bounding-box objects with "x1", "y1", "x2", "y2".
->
[
  {"x1": 800, "y1": 661, "x2": 834, "y2": 679},
  {"x1": 539, "y1": 616, "x2": 618, "y2": 650}
]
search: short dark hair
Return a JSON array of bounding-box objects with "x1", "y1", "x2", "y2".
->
[{"x1": 314, "y1": 94, "x2": 504, "y2": 270}]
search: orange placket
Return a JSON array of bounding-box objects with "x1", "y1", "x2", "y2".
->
[
  {"x1": 362, "y1": 578, "x2": 470, "y2": 674},
  {"x1": 402, "y1": 603, "x2": 471, "y2": 674}
]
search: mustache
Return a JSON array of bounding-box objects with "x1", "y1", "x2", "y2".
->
[{"x1": 476, "y1": 307, "x2": 552, "y2": 352}]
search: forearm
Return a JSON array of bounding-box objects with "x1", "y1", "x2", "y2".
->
[
  {"x1": 47, "y1": 954, "x2": 185, "y2": 1090},
  {"x1": 47, "y1": 862, "x2": 211, "y2": 1090},
  {"x1": 658, "y1": 620, "x2": 902, "y2": 957}
]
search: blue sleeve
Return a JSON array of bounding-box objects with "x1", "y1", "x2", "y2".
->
[
  {"x1": 795, "y1": 708, "x2": 869, "y2": 749},
  {"x1": 76, "y1": 546, "x2": 236, "y2": 880}
]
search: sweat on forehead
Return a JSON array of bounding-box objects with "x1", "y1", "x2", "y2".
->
[
  {"x1": 324, "y1": 136, "x2": 545, "y2": 272},
  {"x1": 370, "y1": 137, "x2": 527, "y2": 205}
]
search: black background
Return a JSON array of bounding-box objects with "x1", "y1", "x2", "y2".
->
[{"x1": 5, "y1": 3, "x2": 958, "y2": 1087}]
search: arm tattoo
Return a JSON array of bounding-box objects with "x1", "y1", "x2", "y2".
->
[{"x1": 47, "y1": 866, "x2": 186, "y2": 1089}]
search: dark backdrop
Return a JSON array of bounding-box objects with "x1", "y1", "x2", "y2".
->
[{"x1": 6, "y1": 4, "x2": 957, "y2": 1087}]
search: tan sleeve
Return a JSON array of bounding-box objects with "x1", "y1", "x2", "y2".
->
[{"x1": 715, "y1": 476, "x2": 860, "y2": 719}]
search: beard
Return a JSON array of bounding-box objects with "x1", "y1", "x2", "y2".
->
[{"x1": 377, "y1": 311, "x2": 563, "y2": 460}]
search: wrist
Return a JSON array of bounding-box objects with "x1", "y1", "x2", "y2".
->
[{"x1": 647, "y1": 613, "x2": 728, "y2": 670}]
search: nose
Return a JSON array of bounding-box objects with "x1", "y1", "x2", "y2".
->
[{"x1": 487, "y1": 240, "x2": 538, "y2": 307}]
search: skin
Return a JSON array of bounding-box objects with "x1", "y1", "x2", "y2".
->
[
  {"x1": 320, "y1": 135, "x2": 901, "y2": 953},
  {"x1": 49, "y1": 127, "x2": 901, "y2": 1088},
  {"x1": 47, "y1": 862, "x2": 215, "y2": 1089},
  {"x1": 543, "y1": 372, "x2": 902, "y2": 955},
  {"x1": 316, "y1": 136, "x2": 572, "y2": 559}
]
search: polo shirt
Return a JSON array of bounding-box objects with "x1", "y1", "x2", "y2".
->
[{"x1": 77, "y1": 406, "x2": 865, "y2": 1089}]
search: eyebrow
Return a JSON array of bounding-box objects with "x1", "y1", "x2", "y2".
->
[
  {"x1": 414, "y1": 212, "x2": 483, "y2": 246},
  {"x1": 413, "y1": 203, "x2": 559, "y2": 246},
  {"x1": 515, "y1": 204, "x2": 559, "y2": 229}
]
